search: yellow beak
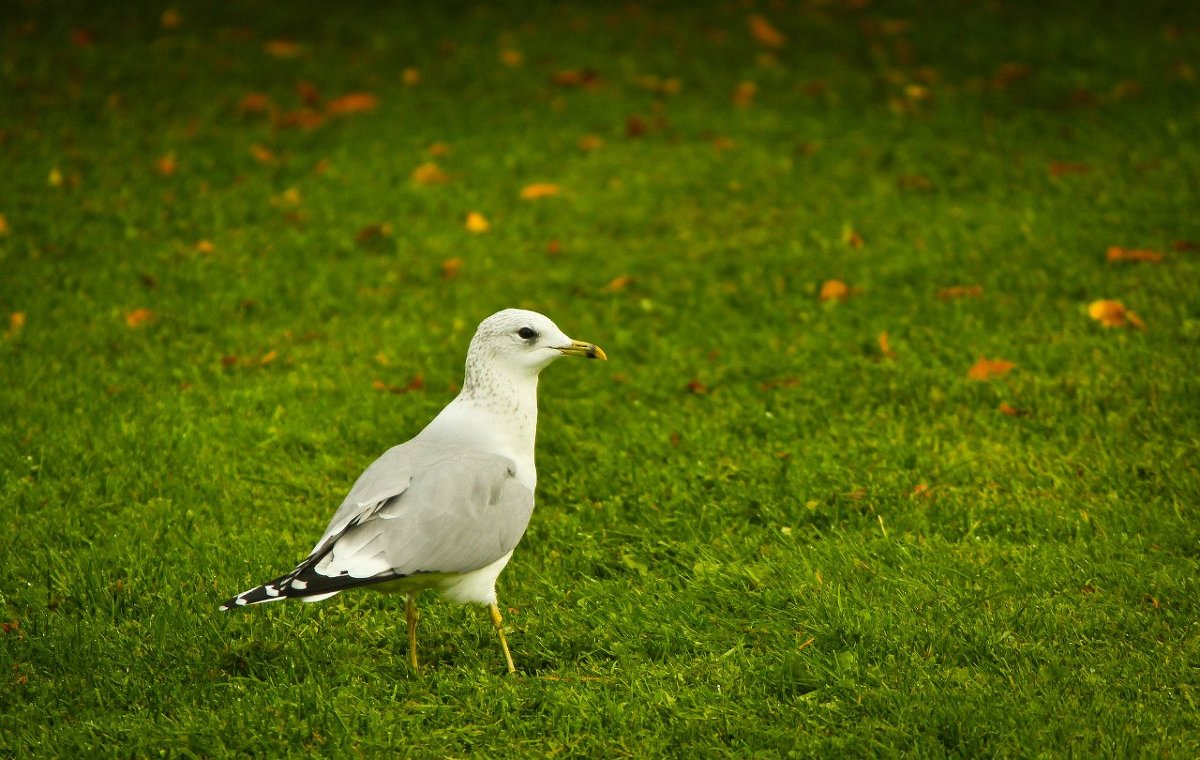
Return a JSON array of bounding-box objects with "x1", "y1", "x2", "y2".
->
[{"x1": 558, "y1": 339, "x2": 607, "y2": 360}]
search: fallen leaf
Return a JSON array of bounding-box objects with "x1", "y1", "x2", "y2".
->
[
  {"x1": 275, "y1": 108, "x2": 325, "y2": 130},
  {"x1": 260, "y1": 350, "x2": 277, "y2": 365},
  {"x1": 411, "y1": 162, "x2": 450, "y2": 185},
  {"x1": 312, "y1": 159, "x2": 330, "y2": 175},
  {"x1": 5, "y1": 312, "x2": 25, "y2": 338},
  {"x1": 711, "y1": 136, "x2": 735, "y2": 150},
  {"x1": 0, "y1": 214, "x2": 9, "y2": 235},
  {"x1": 733, "y1": 81, "x2": 757, "y2": 107},
  {"x1": 264, "y1": 39, "x2": 301, "y2": 58},
  {"x1": 161, "y1": 9, "x2": 182, "y2": 29},
  {"x1": 124, "y1": 308, "x2": 154, "y2": 328},
  {"x1": 48, "y1": 167, "x2": 63, "y2": 187},
  {"x1": 1106, "y1": 246, "x2": 1164, "y2": 263},
  {"x1": 1173, "y1": 240, "x2": 1198, "y2": 252},
  {"x1": 991, "y1": 62, "x2": 1032, "y2": 89},
  {"x1": 155, "y1": 154, "x2": 178, "y2": 176},
  {"x1": 520, "y1": 183, "x2": 560, "y2": 199},
  {"x1": 326, "y1": 92, "x2": 377, "y2": 116},
  {"x1": 847, "y1": 487, "x2": 867, "y2": 501},
  {"x1": 1049, "y1": 161, "x2": 1091, "y2": 177},
  {"x1": 296, "y1": 80, "x2": 322, "y2": 106},
  {"x1": 373, "y1": 375, "x2": 425, "y2": 395},
  {"x1": 250, "y1": 144, "x2": 277, "y2": 165},
  {"x1": 221, "y1": 355, "x2": 238, "y2": 367},
  {"x1": 70, "y1": 28, "x2": 94, "y2": 47},
  {"x1": 465, "y1": 212, "x2": 489, "y2": 233},
  {"x1": 551, "y1": 69, "x2": 601, "y2": 88},
  {"x1": 402, "y1": 68, "x2": 421, "y2": 86},
  {"x1": 578, "y1": 134, "x2": 604, "y2": 151},
  {"x1": 878, "y1": 331, "x2": 896, "y2": 360},
  {"x1": 355, "y1": 224, "x2": 393, "y2": 246},
  {"x1": 911, "y1": 483, "x2": 930, "y2": 498},
  {"x1": 998, "y1": 402, "x2": 1028, "y2": 417},
  {"x1": 603, "y1": 275, "x2": 632, "y2": 293},
  {"x1": 937, "y1": 284, "x2": 983, "y2": 300},
  {"x1": 818, "y1": 279, "x2": 853, "y2": 302},
  {"x1": 843, "y1": 227, "x2": 864, "y2": 248},
  {"x1": 194, "y1": 240, "x2": 214, "y2": 253},
  {"x1": 427, "y1": 142, "x2": 451, "y2": 157},
  {"x1": 967, "y1": 356, "x2": 1015, "y2": 381},
  {"x1": 1088, "y1": 299, "x2": 1145, "y2": 329},
  {"x1": 896, "y1": 174, "x2": 935, "y2": 192},
  {"x1": 626, "y1": 115, "x2": 647, "y2": 138},
  {"x1": 237, "y1": 93, "x2": 273, "y2": 114},
  {"x1": 499, "y1": 48, "x2": 523, "y2": 67},
  {"x1": 749, "y1": 14, "x2": 786, "y2": 47},
  {"x1": 441, "y1": 257, "x2": 463, "y2": 279},
  {"x1": 686, "y1": 379, "x2": 708, "y2": 394},
  {"x1": 546, "y1": 239, "x2": 562, "y2": 255}
]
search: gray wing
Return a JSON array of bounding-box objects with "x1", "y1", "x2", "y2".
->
[{"x1": 312, "y1": 443, "x2": 535, "y2": 579}]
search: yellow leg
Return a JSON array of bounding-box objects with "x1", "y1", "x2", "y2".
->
[
  {"x1": 488, "y1": 603, "x2": 517, "y2": 674},
  {"x1": 406, "y1": 593, "x2": 420, "y2": 670}
]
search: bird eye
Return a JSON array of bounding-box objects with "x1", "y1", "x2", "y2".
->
[{"x1": 517, "y1": 327, "x2": 538, "y2": 340}]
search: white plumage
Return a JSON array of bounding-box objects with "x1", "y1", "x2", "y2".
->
[{"x1": 220, "y1": 308, "x2": 606, "y2": 672}]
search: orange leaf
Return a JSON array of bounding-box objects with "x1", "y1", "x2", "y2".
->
[
  {"x1": 402, "y1": 68, "x2": 421, "y2": 86},
  {"x1": 441, "y1": 257, "x2": 463, "y2": 279},
  {"x1": 6, "y1": 311, "x2": 25, "y2": 339},
  {"x1": 603, "y1": 275, "x2": 632, "y2": 293},
  {"x1": 546, "y1": 239, "x2": 562, "y2": 255},
  {"x1": 878, "y1": 331, "x2": 896, "y2": 360},
  {"x1": 937, "y1": 284, "x2": 983, "y2": 300},
  {"x1": 326, "y1": 92, "x2": 377, "y2": 116},
  {"x1": 818, "y1": 279, "x2": 852, "y2": 302},
  {"x1": 249, "y1": 144, "x2": 276, "y2": 165},
  {"x1": 967, "y1": 357, "x2": 1015, "y2": 381},
  {"x1": 911, "y1": 483, "x2": 930, "y2": 498},
  {"x1": 843, "y1": 228, "x2": 864, "y2": 248},
  {"x1": 124, "y1": 308, "x2": 154, "y2": 328},
  {"x1": 263, "y1": 39, "x2": 301, "y2": 58},
  {"x1": 155, "y1": 154, "x2": 178, "y2": 176},
  {"x1": 998, "y1": 402, "x2": 1027, "y2": 417},
  {"x1": 465, "y1": 212, "x2": 489, "y2": 233},
  {"x1": 161, "y1": 9, "x2": 183, "y2": 29},
  {"x1": 193, "y1": 240, "x2": 214, "y2": 253},
  {"x1": 275, "y1": 108, "x2": 325, "y2": 130},
  {"x1": 520, "y1": 183, "x2": 560, "y2": 200},
  {"x1": 237, "y1": 93, "x2": 273, "y2": 114},
  {"x1": 427, "y1": 142, "x2": 451, "y2": 157},
  {"x1": 749, "y1": 15, "x2": 786, "y2": 48},
  {"x1": 0, "y1": 214, "x2": 9, "y2": 235},
  {"x1": 1106, "y1": 246, "x2": 1164, "y2": 263},
  {"x1": 1088, "y1": 299, "x2": 1145, "y2": 329},
  {"x1": 260, "y1": 350, "x2": 278, "y2": 365},
  {"x1": 411, "y1": 162, "x2": 450, "y2": 185},
  {"x1": 733, "y1": 81, "x2": 757, "y2": 107},
  {"x1": 499, "y1": 49, "x2": 523, "y2": 67},
  {"x1": 686, "y1": 379, "x2": 708, "y2": 395},
  {"x1": 296, "y1": 81, "x2": 322, "y2": 106}
]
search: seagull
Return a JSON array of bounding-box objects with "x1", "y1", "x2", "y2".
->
[{"x1": 220, "y1": 308, "x2": 606, "y2": 673}]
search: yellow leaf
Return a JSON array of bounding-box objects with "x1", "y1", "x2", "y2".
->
[
  {"x1": 465, "y1": 212, "x2": 489, "y2": 233},
  {"x1": 1088, "y1": 299, "x2": 1145, "y2": 329},
  {"x1": 520, "y1": 183, "x2": 560, "y2": 199},
  {"x1": 937, "y1": 285, "x2": 983, "y2": 300},
  {"x1": 402, "y1": 68, "x2": 421, "y2": 86},
  {"x1": 9, "y1": 312, "x2": 25, "y2": 334},
  {"x1": 749, "y1": 15, "x2": 786, "y2": 47},
  {"x1": 194, "y1": 240, "x2": 214, "y2": 253},
  {"x1": 499, "y1": 49, "x2": 523, "y2": 67},
  {"x1": 260, "y1": 350, "x2": 277, "y2": 365},
  {"x1": 967, "y1": 357, "x2": 1015, "y2": 381},
  {"x1": 124, "y1": 308, "x2": 154, "y2": 328},
  {"x1": 878, "y1": 331, "x2": 896, "y2": 359},
  {"x1": 578, "y1": 134, "x2": 604, "y2": 151},
  {"x1": 411, "y1": 162, "x2": 449, "y2": 185},
  {"x1": 818, "y1": 279, "x2": 851, "y2": 302},
  {"x1": 603, "y1": 275, "x2": 633, "y2": 293},
  {"x1": 48, "y1": 167, "x2": 63, "y2": 187}
]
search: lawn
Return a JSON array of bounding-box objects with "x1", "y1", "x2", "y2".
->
[{"x1": 2, "y1": 0, "x2": 1199, "y2": 756}]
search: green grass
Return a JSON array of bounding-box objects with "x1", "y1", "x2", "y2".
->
[{"x1": 3, "y1": 0, "x2": 1200, "y2": 755}]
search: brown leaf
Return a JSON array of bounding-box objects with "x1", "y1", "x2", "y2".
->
[
  {"x1": 749, "y1": 15, "x2": 786, "y2": 48},
  {"x1": 686, "y1": 379, "x2": 708, "y2": 395},
  {"x1": 427, "y1": 142, "x2": 451, "y2": 157},
  {"x1": 263, "y1": 39, "x2": 301, "y2": 58},
  {"x1": 896, "y1": 174, "x2": 935, "y2": 192},
  {"x1": 733, "y1": 81, "x2": 757, "y2": 107},
  {"x1": 465, "y1": 212, "x2": 489, "y2": 233},
  {"x1": 991, "y1": 62, "x2": 1032, "y2": 89},
  {"x1": 296, "y1": 80, "x2": 322, "y2": 106},
  {"x1": 326, "y1": 92, "x2": 377, "y2": 116},
  {"x1": 1088, "y1": 299, "x2": 1145, "y2": 329},
  {"x1": 1106, "y1": 246, "x2": 1164, "y2": 263},
  {"x1": 275, "y1": 108, "x2": 325, "y2": 130},
  {"x1": 843, "y1": 228, "x2": 864, "y2": 248},
  {"x1": 155, "y1": 154, "x2": 178, "y2": 176},
  {"x1": 355, "y1": 224, "x2": 393, "y2": 245},
  {"x1": 602, "y1": 275, "x2": 632, "y2": 293},
  {"x1": 520, "y1": 183, "x2": 560, "y2": 199},
  {"x1": 250, "y1": 144, "x2": 277, "y2": 165},
  {"x1": 711, "y1": 136, "x2": 736, "y2": 151},
  {"x1": 911, "y1": 483, "x2": 930, "y2": 498},
  {"x1": 441, "y1": 257, "x2": 463, "y2": 279},
  {"x1": 499, "y1": 49, "x2": 523, "y2": 67},
  {"x1": 937, "y1": 284, "x2": 983, "y2": 300},
  {"x1": 551, "y1": 69, "x2": 601, "y2": 88},
  {"x1": 70, "y1": 28, "x2": 94, "y2": 47},
  {"x1": 626, "y1": 115, "x2": 647, "y2": 138},
  {"x1": 998, "y1": 402, "x2": 1028, "y2": 417},
  {"x1": 546, "y1": 239, "x2": 562, "y2": 255},
  {"x1": 967, "y1": 357, "x2": 1015, "y2": 381},
  {"x1": 1049, "y1": 161, "x2": 1091, "y2": 177},
  {"x1": 238, "y1": 93, "x2": 273, "y2": 115},
  {"x1": 161, "y1": 9, "x2": 182, "y2": 29},
  {"x1": 0, "y1": 214, "x2": 9, "y2": 235},
  {"x1": 373, "y1": 375, "x2": 425, "y2": 395},
  {"x1": 411, "y1": 162, "x2": 450, "y2": 185},
  {"x1": 5, "y1": 312, "x2": 25, "y2": 339},
  {"x1": 124, "y1": 308, "x2": 154, "y2": 328},
  {"x1": 1173, "y1": 240, "x2": 1198, "y2": 252}
]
